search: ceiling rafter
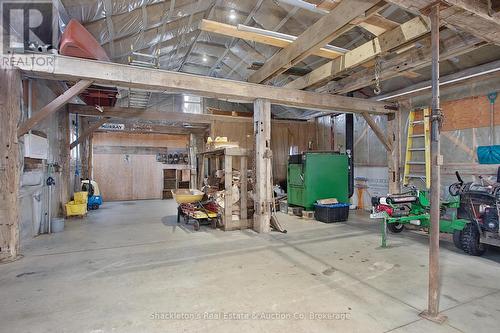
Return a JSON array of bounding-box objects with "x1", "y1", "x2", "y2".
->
[
  {"x1": 207, "y1": 0, "x2": 266, "y2": 77},
  {"x1": 247, "y1": 0, "x2": 385, "y2": 83},
  {"x1": 285, "y1": 15, "x2": 431, "y2": 90},
  {"x1": 386, "y1": 0, "x2": 500, "y2": 45}
]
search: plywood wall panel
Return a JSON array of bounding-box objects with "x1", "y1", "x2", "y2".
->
[
  {"x1": 131, "y1": 155, "x2": 164, "y2": 200},
  {"x1": 93, "y1": 153, "x2": 133, "y2": 201},
  {"x1": 211, "y1": 119, "x2": 318, "y2": 182},
  {"x1": 441, "y1": 96, "x2": 500, "y2": 132}
]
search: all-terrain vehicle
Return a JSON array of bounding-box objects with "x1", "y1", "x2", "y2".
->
[{"x1": 449, "y1": 170, "x2": 500, "y2": 255}]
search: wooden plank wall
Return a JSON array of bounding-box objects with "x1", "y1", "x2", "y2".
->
[
  {"x1": 93, "y1": 132, "x2": 189, "y2": 201},
  {"x1": 210, "y1": 120, "x2": 319, "y2": 182}
]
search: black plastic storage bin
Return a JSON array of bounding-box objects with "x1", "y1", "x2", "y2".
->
[{"x1": 314, "y1": 203, "x2": 350, "y2": 223}]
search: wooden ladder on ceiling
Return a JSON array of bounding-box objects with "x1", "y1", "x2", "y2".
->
[{"x1": 403, "y1": 108, "x2": 431, "y2": 189}]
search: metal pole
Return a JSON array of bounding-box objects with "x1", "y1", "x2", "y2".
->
[{"x1": 421, "y1": 4, "x2": 446, "y2": 323}]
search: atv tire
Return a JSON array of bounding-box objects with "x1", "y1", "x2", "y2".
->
[
  {"x1": 388, "y1": 223, "x2": 405, "y2": 233},
  {"x1": 452, "y1": 230, "x2": 463, "y2": 250},
  {"x1": 461, "y1": 223, "x2": 486, "y2": 256}
]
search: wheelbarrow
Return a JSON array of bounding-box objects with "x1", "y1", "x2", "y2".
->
[{"x1": 172, "y1": 189, "x2": 220, "y2": 231}]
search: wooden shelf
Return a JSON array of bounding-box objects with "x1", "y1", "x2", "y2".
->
[
  {"x1": 163, "y1": 167, "x2": 191, "y2": 199},
  {"x1": 197, "y1": 148, "x2": 251, "y2": 231}
]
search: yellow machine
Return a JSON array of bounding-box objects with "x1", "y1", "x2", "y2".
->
[{"x1": 81, "y1": 179, "x2": 103, "y2": 210}]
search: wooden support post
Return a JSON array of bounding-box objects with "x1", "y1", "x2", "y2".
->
[
  {"x1": 17, "y1": 80, "x2": 92, "y2": 137},
  {"x1": 253, "y1": 99, "x2": 271, "y2": 233},
  {"x1": 386, "y1": 113, "x2": 401, "y2": 194},
  {"x1": 420, "y1": 3, "x2": 446, "y2": 324},
  {"x1": 189, "y1": 133, "x2": 199, "y2": 189},
  {"x1": 88, "y1": 133, "x2": 94, "y2": 180},
  {"x1": 58, "y1": 109, "x2": 71, "y2": 210},
  {"x1": 80, "y1": 119, "x2": 89, "y2": 180},
  {"x1": 0, "y1": 69, "x2": 21, "y2": 260},
  {"x1": 240, "y1": 156, "x2": 248, "y2": 226},
  {"x1": 224, "y1": 156, "x2": 233, "y2": 230},
  {"x1": 198, "y1": 156, "x2": 205, "y2": 191}
]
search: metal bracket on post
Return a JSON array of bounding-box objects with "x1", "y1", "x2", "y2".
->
[{"x1": 430, "y1": 108, "x2": 444, "y2": 133}]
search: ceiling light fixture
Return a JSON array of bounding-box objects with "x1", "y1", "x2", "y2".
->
[
  {"x1": 276, "y1": 0, "x2": 329, "y2": 15},
  {"x1": 237, "y1": 24, "x2": 348, "y2": 54},
  {"x1": 229, "y1": 9, "x2": 237, "y2": 20}
]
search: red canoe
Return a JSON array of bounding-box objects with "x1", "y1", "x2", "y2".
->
[
  {"x1": 59, "y1": 19, "x2": 110, "y2": 62},
  {"x1": 59, "y1": 19, "x2": 117, "y2": 107}
]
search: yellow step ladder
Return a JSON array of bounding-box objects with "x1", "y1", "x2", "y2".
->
[{"x1": 403, "y1": 108, "x2": 431, "y2": 189}]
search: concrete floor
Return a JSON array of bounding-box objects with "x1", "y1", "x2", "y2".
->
[{"x1": 1, "y1": 200, "x2": 500, "y2": 333}]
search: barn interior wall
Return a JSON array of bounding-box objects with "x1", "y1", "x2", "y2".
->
[
  {"x1": 210, "y1": 118, "x2": 319, "y2": 183},
  {"x1": 401, "y1": 94, "x2": 500, "y2": 198},
  {"x1": 17, "y1": 80, "x2": 72, "y2": 246},
  {"x1": 92, "y1": 132, "x2": 189, "y2": 201},
  {"x1": 332, "y1": 93, "x2": 500, "y2": 210}
]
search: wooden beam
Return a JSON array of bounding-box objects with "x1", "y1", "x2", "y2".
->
[
  {"x1": 96, "y1": 120, "x2": 206, "y2": 135},
  {"x1": 386, "y1": 0, "x2": 500, "y2": 45},
  {"x1": 359, "y1": 14, "x2": 400, "y2": 35},
  {"x1": 17, "y1": 80, "x2": 92, "y2": 137},
  {"x1": 199, "y1": 19, "x2": 343, "y2": 59},
  {"x1": 69, "y1": 104, "x2": 326, "y2": 125},
  {"x1": 317, "y1": 0, "x2": 339, "y2": 10},
  {"x1": 305, "y1": 1, "x2": 397, "y2": 35},
  {"x1": 0, "y1": 69, "x2": 21, "y2": 260},
  {"x1": 70, "y1": 117, "x2": 110, "y2": 150},
  {"x1": 285, "y1": 16, "x2": 431, "y2": 90},
  {"x1": 93, "y1": 146, "x2": 170, "y2": 155},
  {"x1": 439, "y1": 3, "x2": 500, "y2": 45},
  {"x1": 16, "y1": 55, "x2": 395, "y2": 115},
  {"x1": 248, "y1": 0, "x2": 382, "y2": 83},
  {"x1": 443, "y1": 0, "x2": 500, "y2": 23},
  {"x1": 71, "y1": 104, "x2": 246, "y2": 123},
  {"x1": 253, "y1": 99, "x2": 272, "y2": 233},
  {"x1": 319, "y1": 31, "x2": 482, "y2": 94},
  {"x1": 362, "y1": 112, "x2": 393, "y2": 151},
  {"x1": 249, "y1": 62, "x2": 312, "y2": 76}
]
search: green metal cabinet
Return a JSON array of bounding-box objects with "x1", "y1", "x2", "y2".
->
[{"x1": 287, "y1": 152, "x2": 349, "y2": 210}]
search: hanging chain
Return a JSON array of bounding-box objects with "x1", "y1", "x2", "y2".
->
[{"x1": 373, "y1": 56, "x2": 382, "y2": 95}]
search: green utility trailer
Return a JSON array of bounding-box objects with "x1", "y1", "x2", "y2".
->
[{"x1": 287, "y1": 152, "x2": 349, "y2": 210}]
